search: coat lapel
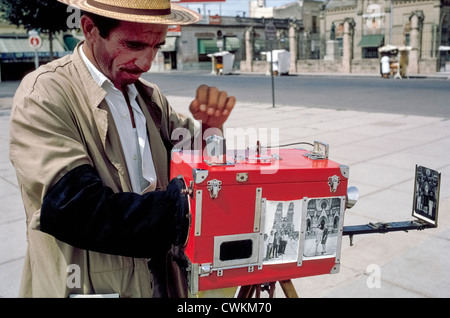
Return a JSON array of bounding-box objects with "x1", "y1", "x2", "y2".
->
[
  {"x1": 72, "y1": 46, "x2": 133, "y2": 192},
  {"x1": 136, "y1": 92, "x2": 170, "y2": 190}
]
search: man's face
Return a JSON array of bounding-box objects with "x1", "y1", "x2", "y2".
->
[{"x1": 89, "y1": 20, "x2": 168, "y2": 90}]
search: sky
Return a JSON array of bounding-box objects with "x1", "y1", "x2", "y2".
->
[{"x1": 176, "y1": 0, "x2": 297, "y2": 17}]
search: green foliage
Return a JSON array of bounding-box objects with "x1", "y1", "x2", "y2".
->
[{"x1": 0, "y1": 0, "x2": 70, "y2": 34}]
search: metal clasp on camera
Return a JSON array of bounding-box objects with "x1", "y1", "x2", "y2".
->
[{"x1": 207, "y1": 179, "x2": 222, "y2": 199}]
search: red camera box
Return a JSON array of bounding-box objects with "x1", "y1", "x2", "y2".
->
[{"x1": 170, "y1": 147, "x2": 350, "y2": 295}]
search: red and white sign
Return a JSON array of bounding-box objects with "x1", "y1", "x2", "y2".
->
[
  {"x1": 28, "y1": 33, "x2": 42, "y2": 50},
  {"x1": 209, "y1": 14, "x2": 221, "y2": 24},
  {"x1": 168, "y1": 25, "x2": 182, "y2": 35}
]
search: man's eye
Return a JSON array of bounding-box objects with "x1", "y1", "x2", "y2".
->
[{"x1": 126, "y1": 42, "x2": 144, "y2": 50}]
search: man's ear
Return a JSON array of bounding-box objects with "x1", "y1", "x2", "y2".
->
[{"x1": 80, "y1": 15, "x2": 99, "y2": 43}]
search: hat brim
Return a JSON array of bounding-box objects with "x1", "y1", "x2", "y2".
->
[{"x1": 58, "y1": 0, "x2": 202, "y2": 25}]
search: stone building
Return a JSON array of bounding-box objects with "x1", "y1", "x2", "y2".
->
[
  {"x1": 273, "y1": 202, "x2": 296, "y2": 237},
  {"x1": 241, "y1": 0, "x2": 450, "y2": 75},
  {"x1": 233, "y1": 0, "x2": 450, "y2": 75},
  {"x1": 151, "y1": 15, "x2": 300, "y2": 73},
  {"x1": 1, "y1": 1, "x2": 448, "y2": 78},
  {"x1": 314, "y1": 0, "x2": 450, "y2": 75},
  {"x1": 152, "y1": 1, "x2": 322, "y2": 73},
  {"x1": 305, "y1": 197, "x2": 342, "y2": 237}
]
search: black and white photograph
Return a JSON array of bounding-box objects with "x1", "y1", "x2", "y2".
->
[
  {"x1": 413, "y1": 165, "x2": 441, "y2": 226},
  {"x1": 262, "y1": 200, "x2": 302, "y2": 265},
  {"x1": 302, "y1": 197, "x2": 344, "y2": 259}
]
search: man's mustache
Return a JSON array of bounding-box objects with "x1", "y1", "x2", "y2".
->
[{"x1": 122, "y1": 67, "x2": 145, "y2": 74}]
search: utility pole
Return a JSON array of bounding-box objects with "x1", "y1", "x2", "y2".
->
[{"x1": 265, "y1": 21, "x2": 277, "y2": 108}]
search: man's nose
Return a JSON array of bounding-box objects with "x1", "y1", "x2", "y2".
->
[{"x1": 134, "y1": 48, "x2": 157, "y2": 72}]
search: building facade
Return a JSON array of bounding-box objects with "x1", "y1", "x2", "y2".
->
[
  {"x1": 151, "y1": 15, "x2": 301, "y2": 73},
  {"x1": 152, "y1": 2, "x2": 321, "y2": 74},
  {"x1": 158, "y1": 0, "x2": 450, "y2": 75},
  {"x1": 313, "y1": 0, "x2": 450, "y2": 75},
  {"x1": 1, "y1": 1, "x2": 448, "y2": 78}
]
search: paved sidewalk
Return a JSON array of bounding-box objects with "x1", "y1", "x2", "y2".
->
[{"x1": 1, "y1": 92, "x2": 449, "y2": 298}]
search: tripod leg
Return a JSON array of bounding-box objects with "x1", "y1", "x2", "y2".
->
[
  {"x1": 255, "y1": 285, "x2": 261, "y2": 298},
  {"x1": 279, "y1": 280, "x2": 298, "y2": 298},
  {"x1": 237, "y1": 285, "x2": 256, "y2": 298}
]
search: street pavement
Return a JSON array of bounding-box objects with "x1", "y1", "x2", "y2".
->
[{"x1": 1, "y1": 75, "x2": 450, "y2": 298}]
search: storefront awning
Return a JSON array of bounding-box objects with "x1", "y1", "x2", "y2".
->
[
  {"x1": 0, "y1": 36, "x2": 68, "y2": 62},
  {"x1": 358, "y1": 34, "x2": 384, "y2": 48},
  {"x1": 160, "y1": 36, "x2": 177, "y2": 52},
  {"x1": 64, "y1": 34, "x2": 81, "y2": 51}
]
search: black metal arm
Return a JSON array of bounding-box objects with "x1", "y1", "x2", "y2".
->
[{"x1": 343, "y1": 220, "x2": 435, "y2": 246}]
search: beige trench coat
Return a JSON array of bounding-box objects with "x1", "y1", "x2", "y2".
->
[{"x1": 9, "y1": 43, "x2": 195, "y2": 297}]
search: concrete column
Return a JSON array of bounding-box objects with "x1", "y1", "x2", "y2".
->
[
  {"x1": 302, "y1": 29, "x2": 312, "y2": 59},
  {"x1": 245, "y1": 26, "x2": 255, "y2": 72},
  {"x1": 354, "y1": 0, "x2": 364, "y2": 60},
  {"x1": 384, "y1": 0, "x2": 392, "y2": 45},
  {"x1": 289, "y1": 22, "x2": 299, "y2": 73},
  {"x1": 342, "y1": 18, "x2": 355, "y2": 73},
  {"x1": 319, "y1": 4, "x2": 326, "y2": 59},
  {"x1": 356, "y1": 0, "x2": 363, "y2": 16},
  {"x1": 408, "y1": 10, "x2": 424, "y2": 75}
]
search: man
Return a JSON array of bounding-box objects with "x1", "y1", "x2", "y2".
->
[
  {"x1": 380, "y1": 54, "x2": 390, "y2": 78},
  {"x1": 315, "y1": 219, "x2": 328, "y2": 256},
  {"x1": 9, "y1": 0, "x2": 235, "y2": 297}
]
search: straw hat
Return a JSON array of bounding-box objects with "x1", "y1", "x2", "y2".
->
[{"x1": 57, "y1": 0, "x2": 202, "y2": 25}]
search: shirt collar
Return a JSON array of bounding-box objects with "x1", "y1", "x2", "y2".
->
[{"x1": 79, "y1": 44, "x2": 138, "y2": 100}]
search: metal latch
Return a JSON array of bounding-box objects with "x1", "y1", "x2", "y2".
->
[
  {"x1": 207, "y1": 179, "x2": 222, "y2": 199},
  {"x1": 328, "y1": 175, "x2": 340, "y2": 193}
]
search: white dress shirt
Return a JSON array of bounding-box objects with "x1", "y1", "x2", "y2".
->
[{"x1": 80, "y1": 45, "x2": 157, "y2": 193}]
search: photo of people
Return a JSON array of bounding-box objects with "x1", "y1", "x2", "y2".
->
[
  {"x1": 302, "y1": 197, "x2": 344, "y2": 259},
  {"x1": 262, "y1": 200, "x2": 302, "y2": 264},
  {"x1": 413, "y1": 165, "x2": 440, "y2": 226}
]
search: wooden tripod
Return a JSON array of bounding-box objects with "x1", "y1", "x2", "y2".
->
[{"x1": 237, "y1": 280, "x2": 298, "y2": 298}]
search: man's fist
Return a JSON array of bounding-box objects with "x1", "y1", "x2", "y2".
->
[{"x1": 189, "y1": 84, "x2": 235, "y2": 129}]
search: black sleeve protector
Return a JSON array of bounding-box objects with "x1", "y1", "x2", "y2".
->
[{"x1": 40, "y1": 164, "x2": 189, "y2": 258}]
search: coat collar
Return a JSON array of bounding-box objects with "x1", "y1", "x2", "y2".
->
[
  {"x1": 71, "y1": 42, "x2": 168, "y2": 192},
  {"x1": 71, "y1": 41, "x2": 107, "y2": 109}
]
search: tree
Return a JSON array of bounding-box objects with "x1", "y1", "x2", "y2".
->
[{"x1": 0, "y1": 0, "x2": 73, "y2": 60}]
